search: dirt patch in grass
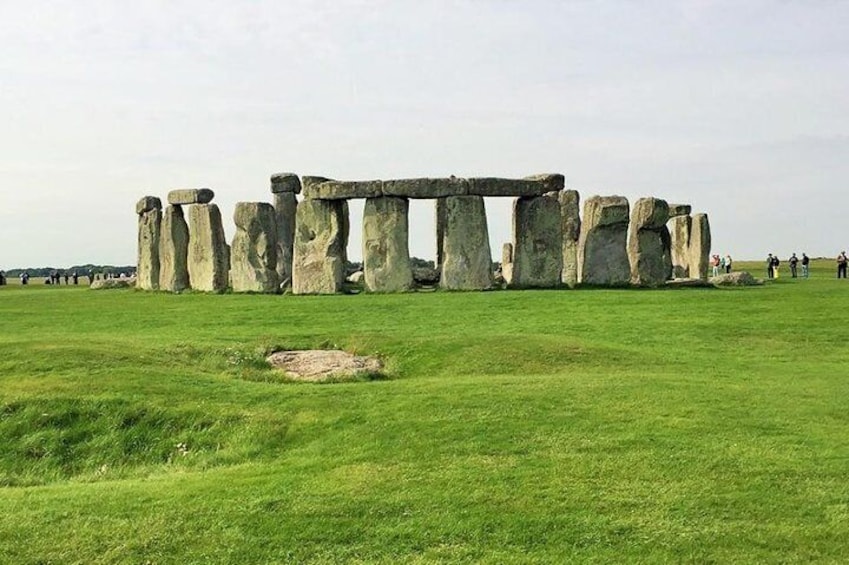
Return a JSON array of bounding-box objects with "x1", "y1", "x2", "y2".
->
[{"x1": 266, "y1": 350, "x2": 384, "y2": 382}]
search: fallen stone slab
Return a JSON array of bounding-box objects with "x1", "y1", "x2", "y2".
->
[
  {"x1": 665, "y1": 277, "x2": 713, "y2": 288},
  {"x1": 711, "y1": 271, "x2": 763, "y2": 286},
  {"x1": 167, "y1": 188, "x2": 215, "y2": 205},
  {"x1": 90, "y1": 278, "x2": 136, "y2": 290},
  {"x1": 270, "y1": 173, "x2": 302, "y2": 194},
  {"x1": 266, "y1": 350, "x2": 383, "y2": 382},
  {"x1": 468, "y1": 174, "x2": 564, "y2": 197},
  {"x1": 383, "y1": 177, "x2": 468, "y2": 199}
]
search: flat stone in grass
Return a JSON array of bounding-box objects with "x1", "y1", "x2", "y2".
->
[
  {"x1": 266, "y1": 350, "x2": 383, "y2": 382},
  {"x1": 711, "y1": 271, "x2": 763, "y2": 286}
]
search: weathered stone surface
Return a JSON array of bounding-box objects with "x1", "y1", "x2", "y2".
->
[
  {"x1": 435, "y1": 198, "x2": 447, "y2": 268},
  {"x1": 665, "y1": 277, "x2": 712, "y2": 288},
  {"x1": 501, "y1": 243, "x2": 513, "y2": 284},
  {"x1": 688, "y1": 213, "x2": 712, "y2": 281},
  {"x1": 468, "y1": 174, "x2": 564, "y2": 197},
  {"x1": 136, "y1": 196, "x2": 162, "y2": 215},
  {"x1": 440, "y1": 196, "x2": 493, "y2": 290},
  {"x1": 270, "y1": 173, "x2": 301, "y2": 194},
  {"x1": 90, "y1": 278, "x2": 135, "y2": 290},
  {"x1": 159, "y1": 205, "x2": 190, "y2": 292},
  {"x1": 137, "y1": 207, "x2": 161, "y2": 290},
  {"x1": 667, "y1": 204, "x2": 692, "y2": 217},
  {"x1": 187, "y1": 204, "x2": 229, "y2": 292},
  {"x1": 669, "y1": 215, "x2": 691, "y2": 278},
  {"x1": 558, "y1": 190, "x2": 581, "y2": 287},
  {"x1": 292, "y1": 199, "x2": 348, "y2": 294},
  {"x1": 711, "y1": 271, "x2": 762, "y2": 286},
  {"x1": 362, "y1": 197, "x2": 413, "y2": 292},
  {"x1": 230, "y1": 202, "x2": 279, "y2": 293},
  {"x1": 273, "y1": 191, "x2": 297, "y2": 285},
  {"x1": 383, "y1": 178, "x2": 468, "y2": 199},
  {"x1": 628, "y1": 198, "x2": 670, "y2": 286},
  {"x1": 167, "y1": 188, "x2": 214, "y2": 206},
  {"x1": 578, "y1": 196, "x2": 630, "y2": 286},
  {"x1": 511, "y1": 196, "x2": 562, "y2": 288},
  {"x1": 303, "y1": 179, "x2": 383, "y2": 200}
]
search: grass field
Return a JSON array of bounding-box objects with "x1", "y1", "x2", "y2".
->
[{"x1": 1, "y1": 260, "x2": 848, "y2": 563}]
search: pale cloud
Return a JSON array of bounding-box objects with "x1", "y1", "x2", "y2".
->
[{"x1": 1, "y1": 1, "x2": 848, "y2": 267}]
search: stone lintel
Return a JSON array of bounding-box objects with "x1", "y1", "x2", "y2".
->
[
  {"x1": 136, "y1": 196, "x2": 162, "y2": 215},
  {"x1": 468, "y1": 174, "x2": 564, "y2": 197},
  {"x1": 383, "y1": 178, "x2": 468, "y2": 199},
  {"x1": 667, "y1": 203, "x2": 692, "y2": 217},
  {"x1": 167, "y1": 188, "x2": 215, "y2": 206},
  {"x1": 303, "y1": 179, "x2": 384, "y2": 200},
  {"x1": 270, "y1": 173, "x2": 302, "y2": 194}
]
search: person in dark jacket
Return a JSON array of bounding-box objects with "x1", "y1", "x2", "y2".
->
[
  {"x1": 789, "y1": 253, "x2": 799, "y2": 278},
  {"x1": 801, "y1": 253, "x2": 810, "y2": 278}
]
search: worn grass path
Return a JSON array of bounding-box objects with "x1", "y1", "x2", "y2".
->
[{"x1": 1, "y1": 261, "x2": 847, "y2": 563}]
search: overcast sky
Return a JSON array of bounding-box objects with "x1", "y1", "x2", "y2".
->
[{"x1": 1, "y1": 0, "x2": 847, "y2": 268}]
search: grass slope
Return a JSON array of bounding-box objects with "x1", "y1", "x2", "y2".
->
[{"x1": 1, "y1": 260, "x2": 847, "y2": 563}]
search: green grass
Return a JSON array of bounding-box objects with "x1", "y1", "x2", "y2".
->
[{"x1": 1, "y1": 260, "x2": 848, "y2": 563}]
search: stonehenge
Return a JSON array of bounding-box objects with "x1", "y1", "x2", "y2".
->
[{"x1": 136, "y1": 172, "x2": 716, "y2": 293}]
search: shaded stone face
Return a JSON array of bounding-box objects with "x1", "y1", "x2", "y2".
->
[
  {"x1": 660, "y1": 225, "x2": 673, "y2": 282},
  {"x1": 688, "y1": 213, "x2": 712, "y2": 280},
  {"x1": 511, "y1": 195, "x2": 562, "y2": 288},
  {"x1": 273, "y1": 192, "x2": 297, "y2": 285},
  {"x1": 137, "y1": 206, "x2": 161, "y2": 290},
  {"x1": 187, "y1": 203, "x2": 229, "y2": 292},
  {"x1": 270, "y1": 173, "x2": 302, "y2": 194},
  {"x1": 558, "y1": 190, "x2": 581, "y2": 287},
  {"x1": 435, "y1": 198, "x2": 447, "y2": 269},
  {"x1": 440, "y1": 195, "x2": 493, "y2": 290},
  {"x1": 628, "y1": 198, "x2": 671, "y2": 287},
  {"x1": 303, "y1": 180, "x2": 383, "y2": 200},
  {"x1": 136, "y1": 196, "x2": 162, "y2": 215},
  {"x1": 578, "y1": 196, "x2": 630, "y2": 286},
  {"x1": 669, "y1": 215, "x2": 692, "y2": 278},
  {"x1": 230, "y1": 202, "x2": 279, "y2": 293},
  {"x1": 501, "y1": 242, "x2": 513, "y2": 284},
  {"x1": 362, "y1": 197, "x2": 413, "y2": 292},
  {"x1": 167, "y1": 188, "x2": 215, "y2": 206},
  {"x1": 159, "y1": 205, "x2": 190, "y2": 292},
  {"x1": 292, "y1": 199, "x2": 348, "y2": 294}
]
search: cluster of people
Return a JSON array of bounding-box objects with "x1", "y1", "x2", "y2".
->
[
  {"x1": 766, "y1": 253, "x2": 810, "y2": 279},
  {"x1": 710, "y1": 254, "x2": 733, "y2": 277},
  {"x1": 44, "y1": 270, "x2": 81, "y2": 285}
]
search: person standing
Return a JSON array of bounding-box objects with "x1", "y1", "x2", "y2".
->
[
  {"x1": 789, "y1": 253, "x2": 799, "y2": 278},
  {"x1": 801, "y1": 253, "x2": 810, "y2": 278},
  {"x1": 772, "y1": 254, "x2": 781, "y2": 279},
  {"x1": 766, "y1": 253, "x2": 774, "y2": 279},
  {"x1": 72, "y1": 271, "x2": 79, "y2": 285},
  {"x1": 838, "y1": 251, "x2": 848, "y2": 279},
  {"x1": 724, "y1": 254, "x2": 732, "y2": 274},
  {"x1": 712, "y1": 254, "x2": 721, "y2": 277}
]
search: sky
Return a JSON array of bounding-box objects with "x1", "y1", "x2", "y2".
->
[{"x1": 1, "y1": 0, "x2": 847, "y2": 268}]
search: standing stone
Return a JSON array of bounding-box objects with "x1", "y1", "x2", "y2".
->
[
  {"x1": 136, "y1": 196, "x2": 162, "y2": 290},
  {"x1": 272, "y1": 186, "x2": 298, "y2": 286},
  {"x1": 628, "y1": 197, "x2": 670, "y2": 286},
  {"x1": 292, "y1": 199, "x2": 348, "y2": 294},
  {"x1": 511, "y1": 195, "x2": 562, "y2": 288},
  {"x1": 578, "y1": 196, "x2": 631, "y2": 286},
  {"x1": 501, "y1": 243, "x2": 513, "y2": 284},
  {"x1": 558, "y1": 190, "x2": 581, "y2": 287},
  {"x1": 688, "y1": 213, "x2": 712, "y2": 281},
  {"x1": 187, "y1": 204, "x2": 229, "y2": 292},
  {"x1": 440, "y1": 196, "x2": 493, "y2": 290},
  {"x1": 362, "y1": 197, "x2": 413, "y2": 292},
  {"x1": 159, "y1": 205, "x2": 190, "y2": 292},
  {"x1": 669, "y1": 215, "x2": 692, "y2": 278},
  {"x1": 230, "y1": 202, "x2": 279, "y2": 293}
]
